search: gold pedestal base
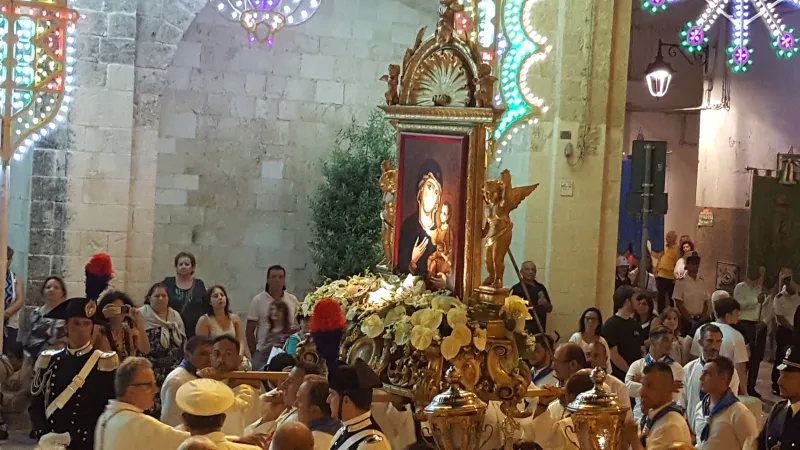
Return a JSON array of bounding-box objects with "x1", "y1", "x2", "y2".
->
[{"x1": 473, "y1": 286, "x2": 510, "y2": 306}]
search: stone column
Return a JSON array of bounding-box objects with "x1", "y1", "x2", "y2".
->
[{"x1": 510, "y1": 0, "x2": 632, "y2": 335}]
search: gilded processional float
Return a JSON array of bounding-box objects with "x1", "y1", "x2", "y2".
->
[{"x1": 293, "y1": 1, "x2": 630, "y2": 449}]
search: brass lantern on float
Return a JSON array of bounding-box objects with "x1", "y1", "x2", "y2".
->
[
  {"x1": 565, "y1": 367, "x2": 630, "y2": 450},
  {"x1": 423, "y1": 367, "x2": 488, "y2": 450}
]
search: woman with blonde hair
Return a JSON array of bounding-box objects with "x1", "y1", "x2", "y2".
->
[{"x1": 659, "y1": 307, "x2": 692, "y2": 365}]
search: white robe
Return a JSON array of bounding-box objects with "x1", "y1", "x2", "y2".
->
[
  {"x1": 94, "y1": 400, "x2": 189, "y2": 450},
  {"x1": 160, "y1": 366, "x2": 197, "y2": 427},
  {"x1": 222, "y1": 383, "x2": 266, "y2": 437},
  {"x1": 195, "y1": 431, "x2": 262, "y2": 450}
]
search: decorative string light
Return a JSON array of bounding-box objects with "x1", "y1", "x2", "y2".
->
[
  {"x1": 456, "y1": 0, "x2": 477, "y2": 42},
  {"x1": 494, "y1": 0, "x2": 551, "y2": 162},
  {"x1": 0, "y1": 0, "x2": 78, "y2": 162},
  {"x1": 209, "y1": 0, "x2": 322, "y2": 46},
  {"x1": 658, "y1": 0, "x2": 799, "y2": 72}
]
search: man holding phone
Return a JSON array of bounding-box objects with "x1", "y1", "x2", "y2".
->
[{"x1": 772, "y1": 268, "x2": 800, "y2": 395}]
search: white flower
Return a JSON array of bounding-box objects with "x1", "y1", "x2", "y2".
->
[
  {"x1": 411, "y1": 325, "x2": 434, "y2": 350},
  {"x1": 500, "y1": 295, "x2": 532, "y2": 321},
  {"x1": 440, "y1": 335, "x2": 462, "y2": 360},
  {"x1": 450, "y1": 323, "x2": 472, "y2": 347},
  {"x1": 431, "y1": 295, "x2": 466, "y2": 311},
  {"x1": 473, "y1": 328, "x2": 487, "y2": 351},
  {"x1": 384, "y1": 306, "x2": 407, "y2": 326},
  {"x1": 368, "y1": 288, "x2": 392, "y2": 305},
  {"x1": 361, "y1": 314, "x2": 385, "y2": 339},
  {"x1": 447, "y1": 307, "x2": 468, "y2": 327},
  {"x1": 410, "y1": 308, "x2": 443, "y2": 330},
  {"x1": 394, "y1": 320, "x2": 413, "y2": 345}
]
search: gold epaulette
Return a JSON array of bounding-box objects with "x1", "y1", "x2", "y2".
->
[
  {"x1": 97, "y1": 351, "x2": 119, "y2": 372},
  {"x1": 35, "y1": 349, "x2": 62, "y2": 370}
]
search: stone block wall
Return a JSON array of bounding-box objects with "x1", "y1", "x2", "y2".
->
[{"x1": 150, "y1": 1, "x2": 435, "y2": 311}]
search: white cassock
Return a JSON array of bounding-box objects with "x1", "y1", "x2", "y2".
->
[
  {"x1": 222, "y1": 383, "x2": 266, "y2": 437},
  {"x1": 94, "y1": 400, "x2": 189, "y2": 450},
  {"x1": 682, "y1": 358, "x2": 740, "y2": 425},
  {"x1": 194, "y1": 431, "x2": 262, "y2": 450},
  {"x1": 520, "y1": 399, "x2": 566, "y2": 444},
  {"x1": 625, "y1": 357, "x2": 684, "y2": 421},
  {"x1": 160, "y1": 365, "x2": 197, "y2": 427},
  {"x1": 691, "y1": 400, "x2": 758, "y2": 450},
  {"x1": 370, "y1": 403, "x2": 417, "y2": 449},
  {"x1": 541, "y1": 416, "x2": 579, "y2": 450}
]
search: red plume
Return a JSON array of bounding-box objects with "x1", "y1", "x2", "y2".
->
[
  {"x1": 85, "y1": 253, "x2": 113, "y2": 277},
  {"x1": 309, "y1": 298, "x2": 346, "y2": 332}
]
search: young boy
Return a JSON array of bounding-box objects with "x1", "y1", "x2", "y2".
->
[{"x1": 283, "y1": 313, "x2": 309, "y2": 356}]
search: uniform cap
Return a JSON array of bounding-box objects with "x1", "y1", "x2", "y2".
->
[
  {"x1": 616, "y1": 256, "x2": 629, "y2": 267},
  {"x1": 328, "y1": 358, "x2": 382, "y2": 394},
  {"x1": 778, "y1": 346, "x2": 800, "y2": 371},
  {"x1": 175, "y1": 379, "x2": 235, "y2": 416},
  {"x1": 57, "y1": 297, "x2": 97, "y2": 321}
]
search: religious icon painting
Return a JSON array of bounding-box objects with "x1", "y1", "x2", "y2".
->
[
  {"x1": 393, "y1": 132, "x2": 469, "y2": 296},
  {"x1": 715, "y1": 261, "x2": 739, "y2": 293}
]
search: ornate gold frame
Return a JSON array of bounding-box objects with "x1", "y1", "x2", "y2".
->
[{"x1": 380, "y1": 0, "x2": 501, "y2": 301}]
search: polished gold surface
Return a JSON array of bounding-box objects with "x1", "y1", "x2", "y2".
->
[
  {"x1": 378, "y1": 160, "x2": 397, "y2": 269},
  {"x1": 565, "y1": 367, "x2": 630, "y2": 450},
  {"x1": 424, "y1": 367, "x2": 488, "y2": 450},
  {"x1": 480, "y1": 170, "x2": 538, "y2": 289}
]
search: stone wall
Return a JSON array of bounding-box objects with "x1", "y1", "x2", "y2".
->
[{"x1": 150, "y1": 1, "x2": 435, "y2": 311}]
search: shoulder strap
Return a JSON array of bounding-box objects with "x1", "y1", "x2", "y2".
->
[
  {"x1": 45, "y1": 349, "x2": 103, "y2": 418},
  {"x1": 339, "y1": 429, "x2": 389, "y2": 450}
]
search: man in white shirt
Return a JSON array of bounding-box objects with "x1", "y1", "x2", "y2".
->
[
  {"x1": 161, "y1": 336, "x2": 214, "y2": 426},
  {"x1": 691, "y1": 356, "x2": 758, "y2": 450},
  {"x1": 586, "y1": 341, "x2": 632, "y2": 415},
  {"x1": 772, "y1": 274, "x2": 800, "y2": 395},
  {"x1": 95, "y1": 357, "x2": 190, "y2": 450},
  {"x1": 626, "y1": 327, "x2": 684, "y2": 421},
  {"x1": 531, "y1": 333, "x2": 558, "y2": 388},
  {"x1": 541, "y1": 371, "x2": 595, "y2": 449},
  {"x1": 246, "y1": 265, "x2": 301, "y2": 369},
  {"x1": 622, "y1": 361, "x2": 692, "y2": 450},
  {"x1": 673, "y1": 253, "x2": 710, "y2": 335},
  {"x1": 292, "y1": 374, "x2": 341, "y2": 450},
  {"x1": 176, "y1": 379, "x2": 264, "y2": 450},
  {"x1": 733, "y1": 269, "x2": 767, "y2": 398},
  {"x1": 692, "y1": 295, "x2": 749, "y2": 394},
  {"x1": 245, "y1": 361, "x2": 322, "y2": 439},
  {"x1": 683, "y1": 323, "x2": 740, "y2": 426}
]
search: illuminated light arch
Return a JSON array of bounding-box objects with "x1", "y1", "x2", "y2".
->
[
  {"x1": 209, "y1": 0, "x2": 322, "y2": 46},
  {"x1": 0, "y1": 0, "x2": 78, "y2": 163},
  {"x1": 650, "y1": 0, "x2": 800, "y2": 72},
  {"x1": 494, "y1": 0, "x2": 551, "y2": 162}
]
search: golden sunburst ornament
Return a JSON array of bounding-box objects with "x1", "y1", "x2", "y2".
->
[{"x1": 411, "y1": 51, "x2": 470, "y2": 107}]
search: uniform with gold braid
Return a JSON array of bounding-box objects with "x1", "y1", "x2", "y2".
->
[{"x1": 29, "y1": 297, "x2": 118, "y2": 450}]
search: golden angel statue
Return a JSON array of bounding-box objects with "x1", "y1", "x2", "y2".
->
[
  {"x1": 481, "y1": 170, "x2": 538, "y2": 288},
  {"x1": 378, "y1": 160, "x2": 397, "y2": 267}
]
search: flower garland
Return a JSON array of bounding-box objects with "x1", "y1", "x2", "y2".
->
[{"x1": 302, "y1": 273, "x2": 529, "y2": 362}]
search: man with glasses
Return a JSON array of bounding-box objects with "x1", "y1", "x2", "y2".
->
[{"x1": 95, "y1": 357, "x2": 190, "y2": 450}]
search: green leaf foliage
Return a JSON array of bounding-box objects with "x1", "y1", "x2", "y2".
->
[{"x1": 309, "y1": 110, "x2": 396, "y2": 282}]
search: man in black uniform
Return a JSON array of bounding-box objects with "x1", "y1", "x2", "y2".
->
[
  {"x1": 30, "y1": 297, "x2": 118, "y2": 450},
  {"x1": 327, "y1": 359, "x2": 390, "y2": 450},
  {"x1": 757, "y1": 345, "x2": 800, "y2": 450}
]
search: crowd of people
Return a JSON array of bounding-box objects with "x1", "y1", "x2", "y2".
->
[{"x1": 0, "y1": 234, "x2": 796, "y2": 449}]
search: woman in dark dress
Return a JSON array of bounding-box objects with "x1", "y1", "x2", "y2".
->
[
  {"x1": 395, "y1": 159, "x2": 447, "y2": 290},
  {"x1": 161, "y1": 251, "x2": 206, "y2": 339},
  {"x1": 140, "y1": 282, "x2": 185, "y2": 417}
]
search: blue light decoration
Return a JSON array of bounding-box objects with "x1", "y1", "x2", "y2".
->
[
  {"x1": 654, "y1": 0, "x2": 800, "y2": 72},
  {"x1": 494, "y1": 0, "x2": 551, "y2": 158},
  {"x1": 0, "y1": 0, "x2": 78, "y2": 162}
]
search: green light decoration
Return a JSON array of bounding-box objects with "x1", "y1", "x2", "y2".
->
[{"x1": 494, "y1": 0, "x2": 551, "y2": 150}]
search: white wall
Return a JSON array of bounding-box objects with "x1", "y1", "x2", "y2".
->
[{"x1": 698, "y1": 19, "x2": 800, "y2": 209}]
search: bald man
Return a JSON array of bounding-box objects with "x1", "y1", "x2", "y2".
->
[
  {"x1": 511, "y1": 261, "x2": 553, "y2": 334},
  {"x1": 272, "y1": 422, "x2": 314, "y2": 450}
]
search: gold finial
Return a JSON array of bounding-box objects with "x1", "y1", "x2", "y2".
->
[{"x1": 436, "y1": 0, "x2": 464, "y2": 45}]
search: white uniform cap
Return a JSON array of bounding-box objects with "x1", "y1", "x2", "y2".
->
[
  {"x1": 616, "y1": 256, "x2": 629, "y2": 267},
  {"x1": 711, "y1": 290, "x2": 730, "y2": 305},
  {"x1": 175, "y1": 379, "x2": 235, "y2": 416}
]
